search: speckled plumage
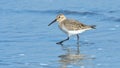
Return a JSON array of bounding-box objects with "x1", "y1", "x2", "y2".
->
[
  {"x1": 48, "y1": 14, "x2": 96, "y2": 44},
  {"x1": 60, "y1": 19, "x2": 91, "y2": 30}
]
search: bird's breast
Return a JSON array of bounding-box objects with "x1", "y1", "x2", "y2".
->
[{"x1": 58, "y1": 24, "x2": 68, "y2": 34}]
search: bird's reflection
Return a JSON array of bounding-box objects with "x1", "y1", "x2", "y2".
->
[{"x1": 58, "y1": 43, "x2": 95, "y2": 68}]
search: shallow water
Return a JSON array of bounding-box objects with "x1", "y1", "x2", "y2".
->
[{"x1": 0, "y1": 0, "x2": 120, "y2": 68}]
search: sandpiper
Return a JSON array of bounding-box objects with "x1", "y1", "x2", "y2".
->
[{"x1": 48, "y1": 14, "x2": 96, "y2": 44}]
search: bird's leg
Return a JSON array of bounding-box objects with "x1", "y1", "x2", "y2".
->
[
  {"x1": 77, "y1": 34, "x2": 79, "y2": 44},
  {"x1": 56, "y1": 37, "x2": 69, "y2": 44}
]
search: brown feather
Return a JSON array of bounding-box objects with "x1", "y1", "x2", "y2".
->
[{"x1": 61, "y1": 19, "x2": 90, "y2": 30}]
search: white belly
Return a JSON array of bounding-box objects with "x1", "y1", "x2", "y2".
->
[
  {"x1": 68, "y1": 30, "x2": 86, "y2": 36},
  {"x1": 58, "y1": 25, "x2": 91, "y2": 37}
]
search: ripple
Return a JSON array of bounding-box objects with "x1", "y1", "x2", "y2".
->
[
  {"x1": 114, "y1": 18, "x2": 120, "y2": 22},
  {"x1": 12, "y1": 62, "x2": 49, "y2": 67},
  {"x1": 108, "y1": 10, "x2": 120, "y2": 13},
  {"x1": 0, "y1": 62, "x2": 11, "y2": 66},
  {"x1": 102, "y1": 16, "x2": 120, "y2": 22},
  {"x1": 0, "y1": 40, "x2": 25, "y2": 42},
  {"x1": 0, "y1": 8, "x2": 98, "y2": 16}
]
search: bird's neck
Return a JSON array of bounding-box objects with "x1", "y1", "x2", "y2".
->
[{"x1": 58, "y1": 18, "x2": 66, "y2": 23}]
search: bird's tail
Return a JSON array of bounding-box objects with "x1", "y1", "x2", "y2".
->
[{"x1": 90, "y1": 25, "x2": 96, "y2": 29}]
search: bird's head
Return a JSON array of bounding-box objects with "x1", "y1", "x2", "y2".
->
[{"x1": 48, "y1": 14, "x2": 66, "y2": 26}]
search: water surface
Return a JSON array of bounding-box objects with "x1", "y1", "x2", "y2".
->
[{"x1": 0, "y1": 0, "x2": 120, "y2": 68}]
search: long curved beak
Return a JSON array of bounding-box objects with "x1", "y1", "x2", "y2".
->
[{"x1": 48, "y1": 19, "x2": 57, "y2": 26}]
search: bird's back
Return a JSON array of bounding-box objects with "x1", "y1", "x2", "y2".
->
[{"x1": 60, "y1": 19, "x2": 93, "y2": 31}]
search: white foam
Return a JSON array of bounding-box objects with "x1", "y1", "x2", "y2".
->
[
  {"x1": 97, "y1": 48, "x2": 103, "y2": 51},
  {"x1": 115, "y1": 25, "x2": 120, "y2": 28},
  {"x1": 91, "y1": 55, "x2": 96, "y2": 58},
  {"x1": 97, "y1": 63, "x2": 102, "y2": 66},
  {"x1": 109, "y1": 28, "x2": 116, "y2": 30},
  {"x1": 39, "y1": 63, "x2": 48, "y2": 66},
  {"x1": 19, "y1": 54, "x2": 25, "y2": 56},
  {"x1": 24, "y1": 62, "x2": 29, "y2": 66},
  {"x1": 84, "y1": 39, "x2": 89, "y2": 42},
  {"x1": 81, "y1": 66, "x2": 85, "y2": 68}
]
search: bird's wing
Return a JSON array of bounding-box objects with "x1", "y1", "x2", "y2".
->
[{"x1": 62, "y1": 19, "x2": 87, "y2": 30}]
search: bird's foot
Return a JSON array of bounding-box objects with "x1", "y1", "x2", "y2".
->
[{"x1": 56, "y1": 41, "x2": 63, "y2": 44}]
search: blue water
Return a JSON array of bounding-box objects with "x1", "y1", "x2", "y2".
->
[{"x1": 0, "y1": 0, "x2": 120, "y2": 68}]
